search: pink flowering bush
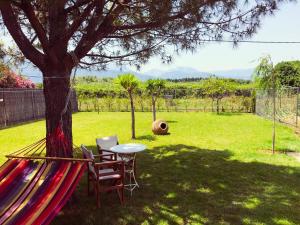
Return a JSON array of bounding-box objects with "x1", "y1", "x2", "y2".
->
[{"x1": 0, "y1": 66, "x2": 35, "y2": 88}]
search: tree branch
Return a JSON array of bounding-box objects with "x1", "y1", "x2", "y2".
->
[
  {"x1": 86, "y1": 37, "x2": 166, "y2": 62},
  {"x1": 0, "y1": 2, "x2": 45, "y2": 68},
  {"x1": 65, "y1": 0, "x2": 93, "y2": 13},
  {"x1": 19, "y1": 0, "x2": 50, "y2": 54},
  {"x1": 74, "y1": 0, "x2": 127, "y2": 59},
  {"x1": 62, "y1": 2, "x2": 96, "y2": 44},
  {"x1": 113, "y1": 11, "x2": 187, "y2": 31}
]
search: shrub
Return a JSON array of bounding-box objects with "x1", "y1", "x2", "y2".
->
[{"x1": 0, "y1": 67, "x2": 35, "y2": 88}]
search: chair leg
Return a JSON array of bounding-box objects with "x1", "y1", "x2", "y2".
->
[
  {"x1": 94, "y1": 182, "x2": 100, "y2": 208},
  {"x1": 134, "y1": 159, "x2": 137, "y2": 178},
  {"x1": 87, "y1": 173, "x2": 90, "y2": 196},
  {"x1": 121, "y1": 186, "x2": 124, "y2": 204},
  {"x1": 117, "y1": 189, "x2": 121, "y2": 203},
  {"x1": 117, "y1": 188, "x2": 124, "y2": 205}
]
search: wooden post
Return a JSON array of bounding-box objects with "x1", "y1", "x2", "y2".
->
[
  {"x1": 31, "y1": 90, "x2": 35, "y2": 119},
  {"x1": 296, "y1": 88, "x2": 299, "y2": 127},
  {"x1": 272, "y1": 71, "x2": 276, "y2": 154},
  {"x1": 0, "y1": 90, "x2": 6, "y2": 127},
  {"x1": 3, "y1": 91, "x2": 7, "y2": 127}
]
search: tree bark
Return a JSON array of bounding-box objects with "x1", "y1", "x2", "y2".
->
[
  {"x1": 43, "y1": 69, "x2": 73, "y2": 157},
  {"x1": 217, "y1": 98, "x2": 220, "y2": 114},
  {"x1": 129, "y1": 92, "x2": 136, "y2": 139},
  {"x1": 152, "y1": 95, "x2": 156, "y2": 122}
]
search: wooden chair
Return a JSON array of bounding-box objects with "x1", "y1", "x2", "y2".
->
[
  {"x1": 81, "y1": 145, "x2": 125, "y2": 208},
  {"x1": 96, "y1": 136, "x2": 137, "y2": 183},
  {"x1": 96, "y1": 135, "x2": 119, "y2": 161}
]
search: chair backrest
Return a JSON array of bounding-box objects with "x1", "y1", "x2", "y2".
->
[
  {"x1": 96, "y1": 135, "x2": 119, "y2": 151},
  {"x1": 80, "y1": 145, "x2": 96, "y2": 176}
]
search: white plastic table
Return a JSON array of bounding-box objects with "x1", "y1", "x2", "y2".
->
[{"x1": 110, "y1": 143, "x2": 146, "y2": 195}]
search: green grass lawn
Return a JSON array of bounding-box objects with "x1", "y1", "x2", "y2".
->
[{"x1": 1, "y1": 112, "x2": 300, "y2": 225}]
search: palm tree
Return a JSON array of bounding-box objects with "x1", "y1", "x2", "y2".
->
[
  {"x1": 146, "y1": 79, "x2": 166, "y2": 122},
  {"x1": 116, "y1": 74, "x2": 139, "y2": 139}
]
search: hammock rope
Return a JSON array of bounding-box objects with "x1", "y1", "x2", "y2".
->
[
  {"x1": 60, "y1": 51, "x2": 79, "y2": 121},
  {"x1": 45, "y1": 51, "x2": 79, "y2": 158}
]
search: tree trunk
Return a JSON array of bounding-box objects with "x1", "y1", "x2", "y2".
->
[
  {"x1": 152, "y1": 95, "x2": 156, "y2": 122},
  {"x1": 43, "y1": 69, "x2": 73, "y2": 157},
  {"x1": 129, "y1": 92, "x2": 136, "y2": 139},
  {"x1": 216, "y1": 98, "x2": 220, "y2": 114}
]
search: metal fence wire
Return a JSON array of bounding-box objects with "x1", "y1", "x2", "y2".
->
[
  {"x1": 0, "y1": 88, "x2": 78, "y2": 128},
  {"x1": 255, "y1": 87, "x2": 300, "y2": 127}
]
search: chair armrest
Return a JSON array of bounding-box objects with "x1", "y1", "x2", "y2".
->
[
  {"x1": 94, "y1": 153, "x2": 114, "y2": 158},
  {"x1": 99, "y1": 149, "x2": 114, "y2": 153},
  {"x1": 94, "y1": 160, "x2": 123, "y2": 167},
  {"x1": 94, "y1": 161, "x2": 125, "y2": 178},
  {"x1": 94, "y1": 153, "x2": 116, "y2": 162}
]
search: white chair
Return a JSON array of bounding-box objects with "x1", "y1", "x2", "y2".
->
[
  {"x1": 96, "y1": 135, "x2": 119, "y2": 161},
  {"x1": 96, "y1": 136, "x2": 136, "y2": 195}
]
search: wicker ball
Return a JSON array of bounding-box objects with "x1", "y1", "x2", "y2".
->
[{"x1": 152, "y1": 120, "x2": 169, "y2": 135}]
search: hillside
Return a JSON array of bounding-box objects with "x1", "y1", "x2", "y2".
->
[{"x1": 20, "y1": 64, "x2": 254, "y2": 83}]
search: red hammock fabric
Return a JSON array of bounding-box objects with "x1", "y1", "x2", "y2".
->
[
  {"x1": 46, "y1": 124, "x2": 71, "y2": 157},
  {"x1": 0, "y1": 120, "x2": 85, "y2": 224},
  {"x1": 0, "y1": 159, "x2": 86, "y2": 225}
]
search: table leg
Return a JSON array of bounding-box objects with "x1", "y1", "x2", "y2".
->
[{"x1": 119, "y1": 153, "x2": 140, "y2": 195}]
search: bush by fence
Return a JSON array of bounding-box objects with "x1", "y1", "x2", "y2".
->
[{"x1": 0, "y1": 88, "x2": 78, "y2": 127}]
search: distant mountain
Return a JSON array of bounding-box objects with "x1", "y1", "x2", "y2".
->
[
  {"x1": 209, "y1": 68, "x2": 254, "y2": 80},
  {"x1": 142, "y1": 67, "x2": 253, "y2": 80},
  {"x1": 20, "y1": 65, "x2": 154, "y2": 82},
  {"x1": 75, "y1": 68, "x2": 154, "y2": 81},
  {"x1": 20, "y1": 64, "x2": 254, "y2": 83},
  {"x1": 145, "y1": 67, "x2": 211, "y2": 79}
]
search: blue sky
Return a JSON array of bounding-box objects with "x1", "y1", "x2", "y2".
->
[{"x1": 132, "y1": 1, "x2": 300, "y2": 73}]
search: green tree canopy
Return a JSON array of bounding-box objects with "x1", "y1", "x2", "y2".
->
[
  {"x1": 146, "y1": 79, "x2": 166, "y2": 121},
  {"x1": 274, "y1": 61, "x2": 300, "y2": 87},
  {"x1": 115, "y1": 74, "x2": 140, "y2": 93},
  {"x1": 146, "y1": 79, "x2": 166, "y2": 95},
  {"x1": 202, "y1": 77, "x2": 234, "y2": 99},
  {"x1": 252, "y1": 56, "x2": 279, "y2": 90},
  {"x1": 202, "y1": 77, "x2": 234, "y2": 113}
]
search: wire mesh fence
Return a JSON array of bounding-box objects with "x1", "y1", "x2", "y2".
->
[
  {"x1": 255, "y1": 87, "x2": 299, "y2": 127},
  {"x1": 0, "y1": 88, "x2": 78, "y2": 128}
]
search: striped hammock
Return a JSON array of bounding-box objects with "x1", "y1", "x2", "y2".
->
[
  {"x1": 0, "y1": 136, "x2": 87, "y2": 225},
  {"x1": 0, "y1": 159, "x2": 86, "y2": 225}
]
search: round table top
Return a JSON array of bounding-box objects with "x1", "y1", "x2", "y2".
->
[{"x1": 110, "y1": 143, "x2": 146, "y2": 154}]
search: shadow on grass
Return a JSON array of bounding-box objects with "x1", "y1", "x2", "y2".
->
[
  {"x1": 215, "y1": 112, "x2": 246, "y2": 116},
  {"x1": 166, "y1": 120, "x2": 178, "y2": 123},
  {"x1": 54, "y1": 144, "x2": 300, "y2": 225},
  {"x1": 135, "y1": 135, "x2": 156, "y2": 141}
]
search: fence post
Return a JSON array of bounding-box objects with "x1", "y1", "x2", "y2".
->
[
  {"x1": 31, "y1": 90, "x2": 35, "y2": 119},
  {"x1": 0, "y1": 90, "x2": 5, "y2": 127},
  {"x1": 296, "y1": 88, "x2": 299, "y2": 127},
  {"x1": 3, "y1": 91, "x2": 7, "y2": 127}
]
